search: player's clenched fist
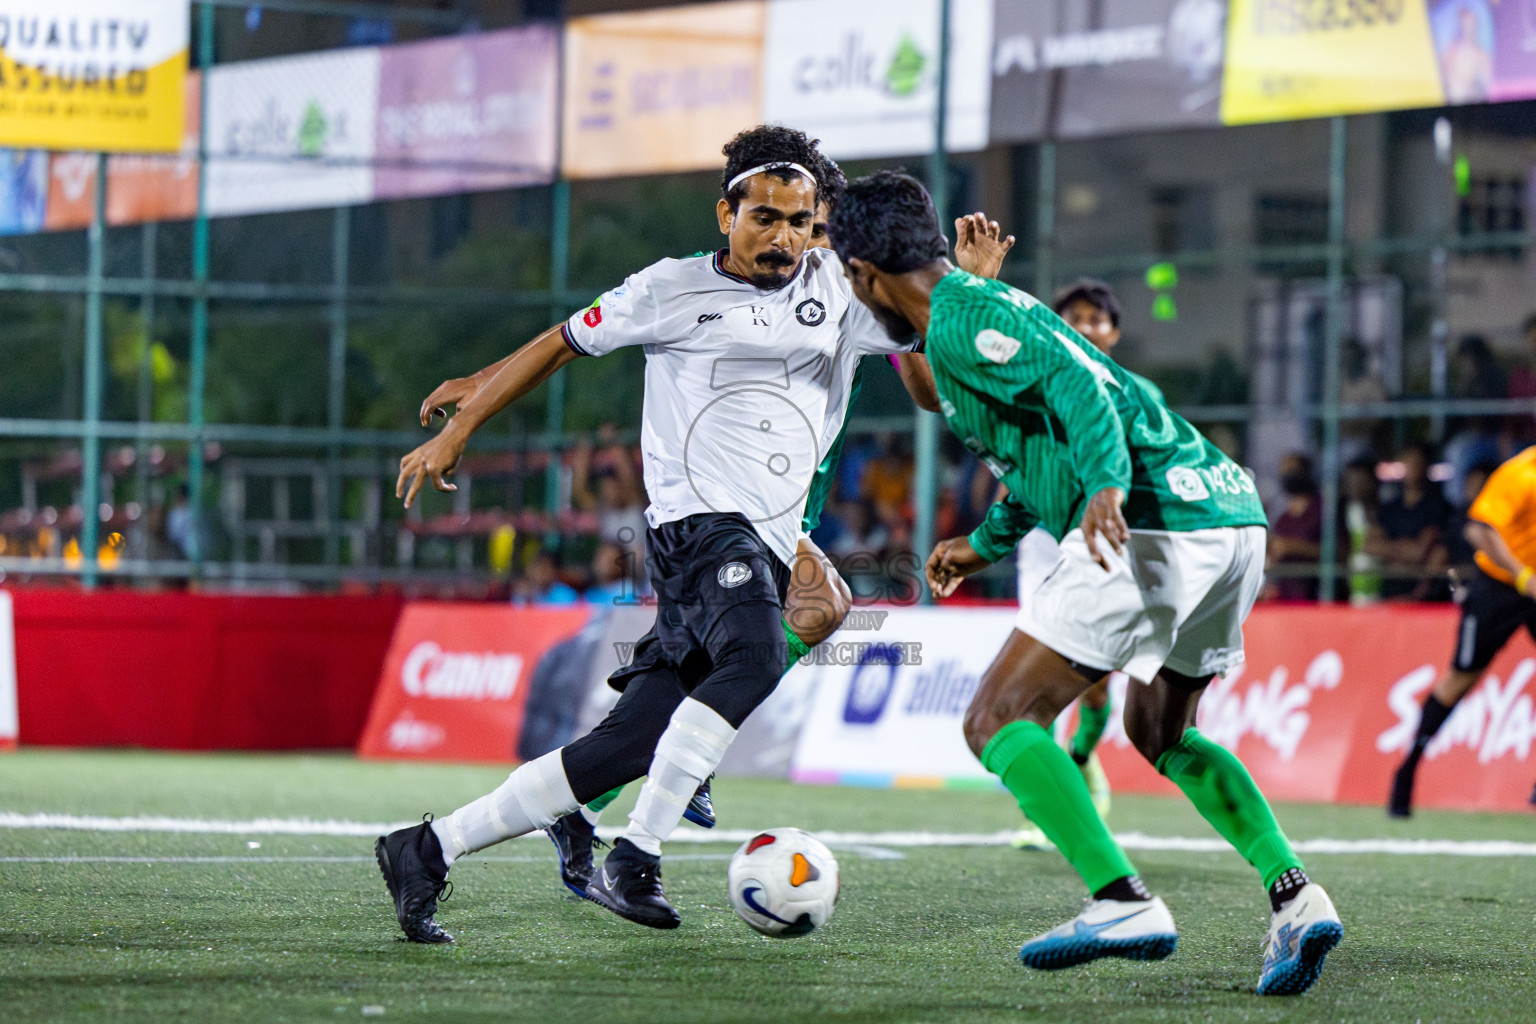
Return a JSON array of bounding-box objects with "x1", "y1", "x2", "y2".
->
[
  {"x1": 925, "y1": 534, "x2": 991, "y2": 599},
  {"x1": 397, "y1": 428, "x2": 467, "y2": 509},
  {"x1": 1079, "y1": 486, "x2": 1130, "y2": 571}
]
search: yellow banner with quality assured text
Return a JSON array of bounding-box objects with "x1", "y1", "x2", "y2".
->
[
  {"x1": 0, "y1": 0, "x2": 189, "y2": 152},
  {"x1": 1222, "y1": 0, "x2": 1444, "y2": 124}
]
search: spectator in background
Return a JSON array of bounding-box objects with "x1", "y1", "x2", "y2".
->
[
  {"x1": 1343, "y1": 456, "x2": 1384, "y2": 605},
  {"x1": 1267, "y1": 452, "x2": 1323, "y2": 601},
  {"x1": 571, "y1": 424, "x2": 646, "y2": 561},
  {"x1": 1444, "y1": 460, "x2": 1498, "y2": 575},
  {"x1": 512, "y1": 550, "x2": 580, "y2": 605},
  {"x1": 860, "y1": 433, "x2": 913, "y2": 533},
  {"x1": 165, "y1": 484, "x2": 195, "y2": 559},
  {"x1": 1445, "y1": 334, "x2": 1510, "y2": 496},
  {"x1": 583, "y1": 540, "x2": 631, "y2": 605},
  {"x1": 1370, "y1": 442, "x2": 1451, "y2": 601},
  {"x1": 1508, "y1": 313, "x2": 1536, "y2": 443}
]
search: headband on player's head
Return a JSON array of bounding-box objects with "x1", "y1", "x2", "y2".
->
[{"x1": 726, "y1": 162, "x2": 815, "y2": 193}]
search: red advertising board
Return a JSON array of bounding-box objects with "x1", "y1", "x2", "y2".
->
[
  {"x1": 1085, "y1": 605, "x2": 1536, "y2": 812},
  {"x1": 357, "y1": 603, "x2": 591, "y2": 763}
]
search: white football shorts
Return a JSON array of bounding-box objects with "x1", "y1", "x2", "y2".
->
[{"x1": 1014, "y1": 524, "x2": 1267, "y2": 683}]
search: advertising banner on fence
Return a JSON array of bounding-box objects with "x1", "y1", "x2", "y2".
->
[
  {"x1": 44, "y1": 70, "x2": 200, "y2": 231},
  {"x1": 789, "y1": 603, "x2": 1536, "y2": 812},
  {"x1": 990, "y1": 0, "x2": 1227, "y2": 143},
  {"x1": 1428, "y1": 0, "x2": 1536, "y2": 104},
  {"x1": 374, "y1": 25, "x2": 559, "y2": 201},
  {"x1": 205, "y1": 48, "x2": 380, "y2": 218},
  {"x1": 0, "y1": 0, "x2": 189, "y2": 152},
  {"x1": 562, "y1": 1, "x2": 765, "y2": 179},
  {"x1": 1222, "y1": 0, "x2": 1444, "y2": 124},
  {"x1": 763, "y1": 0, "x2": 993, "y2": 160},
  {"x1": 358, "y1": 603, "x2": 592, "y2": 763}
]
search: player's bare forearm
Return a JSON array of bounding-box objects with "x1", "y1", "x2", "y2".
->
[
  {"x1": 398, "y1": 326, "x2": 580, "y2": 508},
  {"x1": 925, "y1": 535, "x2": 991, "y2": 599},
  {"x1": 1468, "y1": 520, "x2": 1533, "y2": 594},
  {"x1": 895, "y1": 353, "x2": 941, "y2": 412},
  {"x1": 953, "y1": 212, "x2": 1015, "y2": 280}
]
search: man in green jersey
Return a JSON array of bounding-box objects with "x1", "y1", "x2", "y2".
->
[{"x1": 828, "y1": 170, "x2": 1342, "y2": 996}]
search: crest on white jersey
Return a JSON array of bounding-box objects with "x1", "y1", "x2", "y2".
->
[
  {"x1": 718, "y1": 562, "x2": 754, "y2": 588},
  {"x1": 975, "y1": 328, "x2": 1022, "y2": 364}
]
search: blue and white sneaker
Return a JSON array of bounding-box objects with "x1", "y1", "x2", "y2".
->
[
  {"x1": 682, "y1": 775, "x2": 715, "y2": 829},
  {"x1": 1257, "y1": 883, "x2": 1343, "y2": 996},
  {"x1": 1019, "y1": 896, "x2": 1178, "y2": 970}
]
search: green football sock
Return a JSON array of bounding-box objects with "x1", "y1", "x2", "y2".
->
[
  {"x1": 981, "y1": 719, "x2": 1138, "y2": 893},
  {"x1": 1070, "y1": 700, "x2": 1111, "y2": 763},
  {"x1": 585, "y1": 784, "x2": 626, "y2": 814},
  {"x1": 1156, "y1": 728, "x2": 1304, "y2": 888},
  {"x1": 782, "y1": 616, "x2": 813, "y2": 676}
]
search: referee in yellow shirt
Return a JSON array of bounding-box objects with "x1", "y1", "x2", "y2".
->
[{"x1": 1389, "y1": 446, "x2": 1536, "y2": 816}]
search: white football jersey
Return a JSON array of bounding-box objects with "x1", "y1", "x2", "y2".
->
[{"x1": 563, "y1": 247, "x2": 918, "y2": 565}]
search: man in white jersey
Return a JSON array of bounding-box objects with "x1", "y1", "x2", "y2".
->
[{"x1": 375, "y1": 126, "x2": 921, "y2": 941}]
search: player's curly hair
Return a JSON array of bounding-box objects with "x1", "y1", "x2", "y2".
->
[
  {"x1": 721, "y1": 124, "x2": 824, "y2": 212},
  {"x1": 827, "y1": 170, "x2": 948, "y2": 273},
  {"x1": 1052, "y1": 278, "x2": 1121, "y2": 328},
  {"x1": 815, "y1": 153, "x2": 847, "y2": 211}
]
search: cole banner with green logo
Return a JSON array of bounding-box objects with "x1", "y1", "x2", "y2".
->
[
  {"x1": 204, "y1": 48, "x2": 381, "y2": 217},
  {"x1": 1222, "y1": 0, "x2": 1444, "y2": 124},
  {"x1": 762, "y1": 0, "x2": 994, "y2": 160},
  {"x1": 0, "y1": 0, "x2": 189, "y2": 152}
]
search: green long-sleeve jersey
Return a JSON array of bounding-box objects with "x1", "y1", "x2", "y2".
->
[{"x1": 921, "y1": 270, "x2": 1267, "y2": 563}]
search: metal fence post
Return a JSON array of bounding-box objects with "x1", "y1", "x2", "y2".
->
[
  {"x1": 186, "y1": 1, "x2": 215, "y2": 575},
  {"x1": 914, "y1": 0, "x2": 951, "y2": 603},
  {"x1": 1318, "y1": 116, "x2": 1348, "y2": 603},
  {"x1": 325, "y1": 205, "x2": 351, "y2": 570},
  {"x1": 80, "y1": 152, "x2": 108, "y2": 589},
  {"x1": 544, "y1": 179, "x2": 571, "y2": 546},
  {"x1": 1034, "y1": 142, "x2": 1056, "y2": 300}
]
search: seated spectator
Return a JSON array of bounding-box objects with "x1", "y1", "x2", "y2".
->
[
  {"x1": 512, "y1": 550, "x2": 580, "y2": 605},
  {"x1": 1444, "y1": 460, "x2": 1499, "y2": 575},
  {"x1": 1266, "y1": 452, "x2": 1322, "y2": 601},
  {"x1": 582, "y1": 540, "x2": 631, "y2": 605},
  {"x1": 1444, "y1": 334, "x2": 1510, "y2": 497},
  {"x1": 860, "y1": 433, "x2": 913, "y2": 532},
  {"x1": 1343, "y1": 456, "x2": 1384, "y2": 605},
  {"x1": 1369, "y1": 442, "x2": 1451, "y2": 601}
]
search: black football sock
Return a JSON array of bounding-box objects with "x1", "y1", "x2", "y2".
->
[
  {"x1": 1404, "y1": 694, "x2": 1455, "y2": 766},
  {"x1": 1268, "y1": 867, "x2": 1310, "y2": 913},
  {"x1": 1093, "y1": 875, "x2": 1151, "y2": 903}
]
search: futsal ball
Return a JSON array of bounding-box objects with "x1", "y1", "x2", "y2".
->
[{"x1": 727, "y1": 828, "x2": 840, "y2": 938}]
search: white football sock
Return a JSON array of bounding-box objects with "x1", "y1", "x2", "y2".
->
[
  {"x1": 622, "y1": 698, "x2": 736, "y2": 857},
  {"x1": 431, "y1": 749, "x2": 577, "y2": 867}
]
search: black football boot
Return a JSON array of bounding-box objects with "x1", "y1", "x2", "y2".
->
[
  {"x1": 547, "y1": 811, "x2": 604, "y2": 897},
  {"x1": 375, "y1": 815, "x2": 454, "y2": 943},
  {"x1": 585, "y1": 837, "x2": 680, "y2": 929}
]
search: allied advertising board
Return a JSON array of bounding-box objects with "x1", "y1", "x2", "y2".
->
[
  {"x1": 374, "y1": 25, "x2": 559, "y2": 200},
  {"x1": 990, "y1": 0, "x2": 1228, "y2": 143},
  {"x1": 789, "y1": 603, "x2": 1536, "y2": 813},
  {"x1": 205, "y1": 48, "x2": 380, "y2": 217},
  {"x1": 562, "y1": 1, "x2": 766, "y2": 179},
  {"x1": 1222, "y1": 0, "x2": 1445, "y2": 124},
  {"x1": 0, "y1": 0, "x2": 188, "y2": 152},
  {"x1": 763, "y1": 0, "x2": 993, "y2": 159}
]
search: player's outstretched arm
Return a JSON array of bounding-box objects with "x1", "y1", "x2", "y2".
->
[
  {"x1": 418, "y1": 352, "x2": 518, "y2": 426},
  {"x1": 953, "y1": 212, "x2": 1015, "y2": 280},
  {"x1": 397, "y1": 325, "x2": 581, "y2": 508}
]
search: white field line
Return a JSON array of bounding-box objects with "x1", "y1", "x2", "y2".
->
[
  {"x1": 0, "y1": 854, "x2": 735, "y2": 865},
  {"x1": 2, "y1": 812, "x2": 1535, "y2": 857}
]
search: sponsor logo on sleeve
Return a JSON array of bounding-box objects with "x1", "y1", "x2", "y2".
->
[
  {"x1": 1166, "y1": 466, "x2": 1211, "y2": 502},
  {"x1": 975, "y1": 328, "x2": 1022, "y2": 364},
  {"x1": 582, "y1": 301, "x2": 602, "y2": 328}
]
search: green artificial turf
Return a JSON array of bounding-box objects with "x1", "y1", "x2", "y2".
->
[{"x1": 1, "y1": 749, "x2": 1532, "y2": 1023}]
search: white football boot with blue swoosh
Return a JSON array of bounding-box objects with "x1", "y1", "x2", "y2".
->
[
  {"x1": 1257, "y1": 883, "x2": 1343, "y2": 996},
  {"x1": 1018, "y1": 896, "x2": 1178, "y2": 969}
]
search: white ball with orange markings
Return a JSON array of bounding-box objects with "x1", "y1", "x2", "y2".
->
[{"x1": 727, "y1": 827, "x2": 840, "y2": 938}]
